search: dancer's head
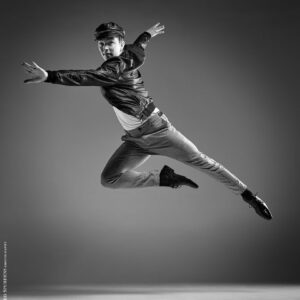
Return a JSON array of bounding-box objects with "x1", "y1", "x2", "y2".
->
[{"x1": 94, "y1": 22, "x2": 125, "y2": 60}]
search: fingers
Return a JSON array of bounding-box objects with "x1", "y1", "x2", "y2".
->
[
  {"x1": 32, "y1": 61, "x2": 40, "y2": 69},
  {"x1": 151, "y1": 23, "x2": 165, "y2": 30},
  {"x1": 22, "y1": 62, "x2": 32, "y2": 67},
  {"x1": 22, "y1": 61, "x2": 32, "y2": 69},
  {"x1": 22, "y1": 61, "x2": 40, "y2": 70},
  {"x1": 154, "y1": 23, "x2": 164, "y2": 29},
  {"x1": 22, "y1": 66, "x2": 34, "y2": 74},
  {"x1": 156, "y1": 25, "x2": 165, "y2": 34},
  {"x1": 22, "y1": 61, "x2": 36, "y2": 73},
  {"x1": 22, "y1": 61, "x2": 36, "y2": 68},
  {"x1": 151, "y1": 24, "x2": 165, "y2": 37}
]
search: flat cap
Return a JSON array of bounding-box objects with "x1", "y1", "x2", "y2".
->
[{"x1": 94, "y1": 22, "x2": 125, "y2": 40}]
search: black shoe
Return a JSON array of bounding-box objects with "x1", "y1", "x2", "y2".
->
[
  {"x1": 242, "y1": 189, "x2": 272, "y2": 220},
  {"x1": 159, "y1": 165, "x2": 198, "y2": 189}
]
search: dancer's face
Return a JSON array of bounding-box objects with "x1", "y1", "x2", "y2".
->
[{"x1": 97, "y1": 37, "x2": 125, "y2": 61}]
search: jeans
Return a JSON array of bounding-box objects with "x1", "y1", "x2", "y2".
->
[{"x1": 101, "y1": 112, "x2": 247, "y2": 194}]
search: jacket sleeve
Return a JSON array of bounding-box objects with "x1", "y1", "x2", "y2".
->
[
  {"x1": 133, "y1": 32, "x2": 152, "y2": 50},
  {"x1": 122, "y1": 32, "x2": 152, "y2": 71},
  {"x1": 44, "y1": 59, "x2": 122, "y2": 86}
]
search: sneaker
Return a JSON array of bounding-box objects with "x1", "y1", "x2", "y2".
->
[
  {"x1": 159, "y1": 165, "x2": 198, "y2": 189},
  {"x1": 242, "y1": 190, "x2": 272, "y2": 220}
]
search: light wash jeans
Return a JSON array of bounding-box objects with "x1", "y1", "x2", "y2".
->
[{"x1": 101, "y1": 112, "x2": 247, "y2": 194}]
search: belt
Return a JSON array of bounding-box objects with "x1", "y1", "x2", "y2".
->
[{"x1": 126, "y1": 109, "x2": 164, "y2": 137}]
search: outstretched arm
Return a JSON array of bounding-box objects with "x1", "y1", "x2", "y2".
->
[{"x1": 22, "y1": 60, "x2": 120, "y2": 86}]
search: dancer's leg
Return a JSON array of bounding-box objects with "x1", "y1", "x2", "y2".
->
[
  {"x1": 128, "y1": 115, "x2": 247, "y2": 194},
  {"x1": 101, "y1": 141, "x2": 159, "y2": 189},
  {"x1": 157, "y1": 125, "x2": 247, "y2": 194}
]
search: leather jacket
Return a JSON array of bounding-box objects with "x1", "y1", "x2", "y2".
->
[{"x1": 45, "y1": 32, "x2": 156, "y2": 119}]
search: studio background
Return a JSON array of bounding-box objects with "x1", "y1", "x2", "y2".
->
[{"x1": 0, "y1": 0, "x2": 299, "y2": 290}]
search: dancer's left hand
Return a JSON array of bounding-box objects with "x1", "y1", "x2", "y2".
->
[{"x1": 146, "y1": 23, "x2": 165, "y2": 37}]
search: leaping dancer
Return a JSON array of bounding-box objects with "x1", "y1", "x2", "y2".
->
[{"x1": 22, "y1": 22, "x2": 272, "y2": 220}]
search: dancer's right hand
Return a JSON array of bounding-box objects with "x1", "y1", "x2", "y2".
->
[{"x1": 22, "y1": 61, "x2": 48, "y2": 84}]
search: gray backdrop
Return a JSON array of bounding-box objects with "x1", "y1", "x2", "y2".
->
[{"x1": 1, "y1": 0, "x2": 299, "y2": 289}]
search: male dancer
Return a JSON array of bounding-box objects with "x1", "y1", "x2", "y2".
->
[{"x1": 22, "y1": 22, "x2": 272, "y2": 220}]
